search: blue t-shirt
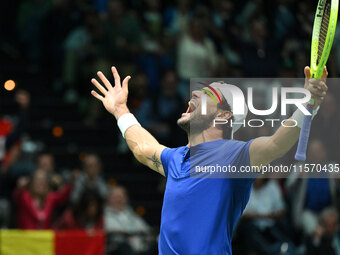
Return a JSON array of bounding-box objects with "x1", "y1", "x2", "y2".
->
[{"x1": 159, "y1": 139, "x2": 254, "y2": 255}]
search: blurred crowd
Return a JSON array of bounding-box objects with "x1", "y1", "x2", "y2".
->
[
  {"x1": 0, "y1": 93, "x2": 156, "y2": 254},
  {"x1": 1, "y1": 0, "x2": 340, "y2": 254}
]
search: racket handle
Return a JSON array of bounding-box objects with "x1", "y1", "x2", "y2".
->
[{"x1": 295, "y1": 105, "x2": 314, "y2": 161}]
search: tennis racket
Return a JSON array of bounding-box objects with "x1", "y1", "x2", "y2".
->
[{"x1": 295, "y1": 0, "x2": 338, "y2": 161}]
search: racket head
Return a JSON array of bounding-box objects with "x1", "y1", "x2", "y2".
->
[{"x1": 310, "y1": 0, "x2": 339, "y2": 78}]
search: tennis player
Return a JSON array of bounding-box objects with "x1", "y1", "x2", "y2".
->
[{"x1": 90, "y1": 66, "x2": 328, "y2": 255}]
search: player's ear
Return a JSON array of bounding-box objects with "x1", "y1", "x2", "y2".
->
[{"x1": 216, "y1": 110, "x2": 232, "y2": 120}]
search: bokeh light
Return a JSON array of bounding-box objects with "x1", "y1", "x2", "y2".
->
[
  {"x1": 136, "y1": 206, "x2": 146, "y2": 216},
  {"x1": 108, "y1": 178, "x2": 117, "y2": 187},
  {"x1": 78, "y1": 152, "x2": 87, "y2": 161},
  {"x1": 52, "y1": 126, "x2": 64, "y2": 137},
  {"x1": 4, "y1": 80, "x2": 16, "y2": 91}
]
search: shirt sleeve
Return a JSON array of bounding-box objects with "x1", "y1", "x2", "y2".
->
[
  {"x1": 232, "y1": 139, "x2": 257, "y2": 186},
  {"x1": 238, "y1": 139, "x2": 254, "y2": 166},
  {"x1": 160, "y1": 147, "x2": 172, "y2": 177}
]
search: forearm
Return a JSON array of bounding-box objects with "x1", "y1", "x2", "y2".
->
[
  {"x1": 126, "y1": 125, "x2": 159, "y2": 158},
  {"x1": 114, "y1": 106, "x2": 160, "y2": 162},
  {"x1": 251, "y1": 107, "x2": 319, "y2": 166},
  {"x1": 115, "y1": 108, "x2": 166, "y2": 175},
  {"x1": 250, "y1": 66, "x2": 328, "y2": 166},
  {"x1": 269, "y1": 102, "x2": 319, "y2": 159},
  {"x1": 269, "y1": 118, "x2": 300, "y2": 158}
]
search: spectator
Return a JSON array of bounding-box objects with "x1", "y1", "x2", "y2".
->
[
  {"x1": 0, "y1": 90, "x2": 30, "y2": 228},
  {"x1": 296, "y1": 0, "x2": 314, "y2": 41},
  {"x1": 1, "y1": 1, "x2": 340, "y2": 253},
  {"x1": 136, "y1": 70, "x2": 185, "y2": 146},
  {"x1": 70, "y1": 153, "x2": 108, "y2": 203},
  {"x1": 238, "y1": 178, "x2": 293, "y2": 255},
  {"x1": 41, "y1": 0, "x2": 81, "y2": 83},
  {"x1": 239, "y1": 17, "x2": 282, "y2": 77},
  {"x1": 209, "y1": 0, "x2": 237, "y2": 55},
  {"x1": 305, "y1": 207, "x2": 340, "y2": 255},
  {"x1": 286, "y1": 139, "x2": 337, "y2": 236},
  {"x1": 36, "y1": 152, "x2": 64, "y2": 191},
  {"x1": 163, "y1": 0, "x2": 191, "y2": 36},
  {"x1": 138, "y1": 0, "x2": 173, "y2": 91},
  {"x1": 104, "y1": 186, "x2": 151, "y2": 254},
  {"x1": 62, "y1": 8, "x2": 103, "y2": 98},
  {"x1": 54, "y1": 190, "x2": 103, "y2": 230},
  {"x1": 100, "y1": 0, "x2": 141, "y2": 75},
  {"x1": 36, "y1": 152, "x2": 55, "y2": 173},
  {"x1": 0, "y1": 90, "x2": 30, "y2": 174},
  {"x1": 13, "y1": 170, "x2": 72, "y2": 229},
  {"x1": 311, "y1": 92, "x2": 340, "y2": 161},
  {"x1": 16, "y1": 0, "x2": 52, "y2": 65},
  {"x1": 176, "y1": 15, "x2": 218, "y2": 98}
]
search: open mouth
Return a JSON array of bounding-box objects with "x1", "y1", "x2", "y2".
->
[{"x1": 182, "y1": 101, "x2": 197, "y2": 117}]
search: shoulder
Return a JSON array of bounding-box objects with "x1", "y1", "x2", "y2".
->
[
  {"x1": 189, "y1": 139, "x2": 253, "y2": 159},
  {"x1": 161, "y1": 146, "x2": 187, "y2": 160},
  {"x1": 229, "y1": 139, "x2": 254, "y2": 146},
  {"x1": 160, "y1": 146, "x2": 187, "y2": 177},
  {"x1": 218, "y1": 139, "x2": 254, "y2": 156},
  {"x1": 160, "y1": 146, "x2": 187, "y2": 164},
  {"x1": 209, "y1": 139, "x2": 253, "y2": 147}
]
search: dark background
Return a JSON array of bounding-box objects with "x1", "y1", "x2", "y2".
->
[{"x1": 1, "y1": 0, "x2": 340, "y2": 254}]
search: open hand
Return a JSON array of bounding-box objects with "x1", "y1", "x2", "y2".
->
[{"x1": 91, "y1": 67, "x2": 131, "y2": 119}]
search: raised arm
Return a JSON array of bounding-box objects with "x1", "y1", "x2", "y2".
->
[
  {"x1": 90, "y1": 67, "x2": 166, "y2": 176},
  {"x1": 249, "y1": 66, "x2": 328, "y2": 167}
]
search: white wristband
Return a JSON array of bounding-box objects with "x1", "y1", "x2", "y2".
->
[
  {"x1": 291, "y1": 105, "x2": 319, "y2": 128},
  {"x1": 117, "y1": 113, "x2": 141, "y2": 138}
]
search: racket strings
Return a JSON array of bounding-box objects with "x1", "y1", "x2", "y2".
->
[{"x1": 317, "y1": 2, "x2": 331, "y2": 64}]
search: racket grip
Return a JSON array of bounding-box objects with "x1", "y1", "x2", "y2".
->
[{"x1": 295, "y1": 105, "x2": 314, "y2": 161}]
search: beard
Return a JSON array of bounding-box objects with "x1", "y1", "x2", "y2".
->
[{"x1": 177, "y1": 110, "x2": 217, "y2": 136}]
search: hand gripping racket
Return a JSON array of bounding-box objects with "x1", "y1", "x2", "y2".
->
[{"x1": 295, "y1": 0, "x2": 338, "y2": 161}]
